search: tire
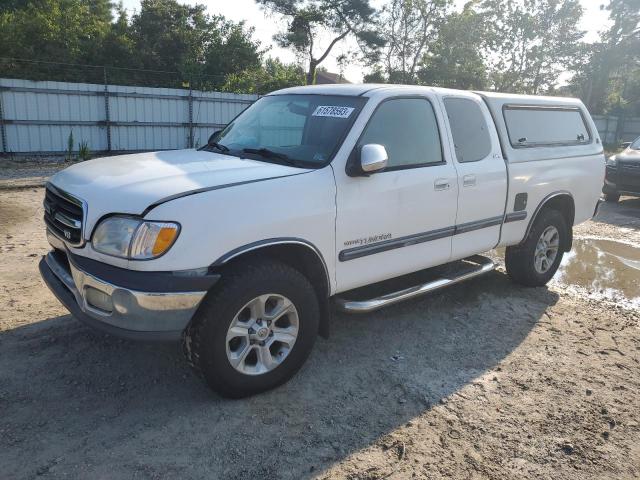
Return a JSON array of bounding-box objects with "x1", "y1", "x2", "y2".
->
[
  {"x1": 604, "y1": 192, "x2": 620, "y2": 203},
  {"x1": 183, "y1": 259, "x2": 319, "y2": 398},
  {"x1": 505, "y1": 209, "x2": 568, "y2": 287}
]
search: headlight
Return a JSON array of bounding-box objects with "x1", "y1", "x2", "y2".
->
[
  {"x1": 92, "y1": 216, "x2": 180, "y2": 259},
  {"x1": 606, "y1": 155, "x2": 617, "y2": 167}
]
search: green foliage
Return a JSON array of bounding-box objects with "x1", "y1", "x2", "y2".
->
[
  {"x1": 0, "y1": 0, "x2": 263, "y2": 89},
  {"x1": 373, "y1": 0, "x2": 452, "y2": 85},
  {"x1": 256, "y1": 0, "x2": 383, "y2": 84},
  {"x1": 418, "y1": 3, "x2": 488, "y2": 90},
  {"x1": 479, "y1": 0, "x2": 585, "y2": 94},
  {"x1": 0, "y1": 0, "x2": 114, "y2": 81},
  {"x1": 569, "y1": 0, "x2": 640, "y2": 116},
  {"x1": 0, "y1": 0, "x2": 636, "y2": 119},
  {"x1": 223, "y1": 58, "x2": 304, "y2": 94},
  {"x1": 65, "y1": 131, "x2": 74, "y2": 162},
  {"x1": 367, "y1": 0, "x2": 594, "y2": 97},
  {"x1": 78, "y1": 140, "x2": 91, "y2": 161}
]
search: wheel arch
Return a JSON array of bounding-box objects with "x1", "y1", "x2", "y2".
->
[
  {"x1": 211, "y1": 238, "x2": 332, "y2": 338},
  {"x1": 522, "y1": 191, "x2": 575, "y2": 252}
]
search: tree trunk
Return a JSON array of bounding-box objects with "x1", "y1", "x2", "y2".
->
[{"x1": 306, "y1": 60, "x2": 317, "y2": 85}]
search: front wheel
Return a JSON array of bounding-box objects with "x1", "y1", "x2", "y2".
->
[
  {"x1": 505, "y1": 209, "x2": 568, "y2": 287},
  {"x1": 184, "y1": 259, "x2": 319, "y2": 398}
]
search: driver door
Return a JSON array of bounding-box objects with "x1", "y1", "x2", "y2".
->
[{"x1": 334, "y1": 95, "x2": 459, "y2": 293}]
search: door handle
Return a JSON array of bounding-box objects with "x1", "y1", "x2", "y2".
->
[
  {"x1": 463, "y1": 174, "x2": 477, "y2": 187},
  {"x1": 434, "y1": 178, "x2": 451, "y2": 191}
]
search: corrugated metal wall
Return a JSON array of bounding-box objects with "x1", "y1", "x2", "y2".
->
[
  {"x1": 0, "y1": 78, "x2": 258, "y2": 155},
  {"x1": 1, "y1": 78, "x2": 638, "y2": 155},
  {"x1": 592, "y1": 114, "x2": 640, "y2": 145}
]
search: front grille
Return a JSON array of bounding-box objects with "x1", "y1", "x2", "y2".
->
[
  {"x1": 44, "y1": 184, "x2": 85, "y2": 245},
  {"x1": 620, "y1": 162, "x2": 640, "y2": 175}
]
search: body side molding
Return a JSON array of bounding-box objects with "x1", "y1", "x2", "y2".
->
[
  {"x1": 339, "y1": 213, "x2": 526, "y2": 262},
  {"x1": 454, "y1": 215, "x2": 503, "y2": 235},
  {"x1": 339, "y1": 226, "x2": 456, "y2": 262},
  {"x1": 505, "y1": 211, "x2": 528, "y2": 223}
]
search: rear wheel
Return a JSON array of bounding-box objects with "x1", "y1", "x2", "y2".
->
[
  {"x1": 604, "y1": 192, "x2": 620, "y2": 203},
  {"x1": 184, "y1": 259, "x2": 319, "y2": 398},
  {"x1": 505, "y1": 209, "x2": 568, "y2": 287}
]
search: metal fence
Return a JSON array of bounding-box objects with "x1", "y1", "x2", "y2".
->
[
  {"x1": 0, "y1": 78, "x2": 258, "y2": 155},
  {"x1": 1, "y1": 77, "x2": 639, "y2": 156},
  {"x1": 592, "y1": 114, "x2": 640, "y2": 145}
]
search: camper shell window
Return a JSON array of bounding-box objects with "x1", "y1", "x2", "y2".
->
[{"x1": 503, "y1": 105, "x2": 591, "y2": 148}]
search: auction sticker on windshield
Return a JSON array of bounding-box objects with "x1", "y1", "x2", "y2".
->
[{"x1": 312, "y1": 106, "x2": 355, "y2": 118}]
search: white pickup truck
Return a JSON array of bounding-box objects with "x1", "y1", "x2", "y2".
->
[{"x1": 40, "y1": 84, "x2": 604, "y2": 397}]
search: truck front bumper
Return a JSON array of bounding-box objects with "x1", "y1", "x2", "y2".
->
[{"x1": 39, "y1": 246, "x2": 219, "y2": 341}]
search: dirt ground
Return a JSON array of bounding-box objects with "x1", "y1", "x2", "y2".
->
[
  {"x1": 1, "y1": 188, "x2": 639, "y2": 480},
  {"x1": 0, "y1": 159, "x2": 66, "y2": 190}
]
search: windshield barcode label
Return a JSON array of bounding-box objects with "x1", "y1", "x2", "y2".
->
[{"x1": 312, "y1": 106, "x2": 355, "y2": 118}]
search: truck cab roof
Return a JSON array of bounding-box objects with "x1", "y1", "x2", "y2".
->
[
  {"x1": 271, "y1": 84, "x2": 583, "y2": 106},
  {"x1": 271, "y1": 83, "x2": 602, "y2": 164}
]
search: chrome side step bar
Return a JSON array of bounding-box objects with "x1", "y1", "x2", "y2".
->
[{"x1": 334, "y1": 255, "x2": 496, "y2": 314}]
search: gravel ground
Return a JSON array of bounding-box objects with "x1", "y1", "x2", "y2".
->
[
  {"x1": 0, "y1": 159, "x2": 72, "y2": 190},
  {"x1": 1, "y1": 188, "x2": 639, "y2": 480}
]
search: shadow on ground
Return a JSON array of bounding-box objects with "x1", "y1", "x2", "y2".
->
[
  {"x1": 594, "y1": 197, "x2": 640, "y2": 230},
  {"x1": 0, "y1": 271, "x2": 558, "y2": 479}
]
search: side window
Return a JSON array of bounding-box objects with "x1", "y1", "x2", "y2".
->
[
  {"x1": 358, "y1": 98, "x2": 443, "y2": 169},
  {"x1": 444, "y1": 97, "x2": 492, "y2": 163},
  {"x1": 503, "y1": 106, "x2": 591, "y2": 147}
]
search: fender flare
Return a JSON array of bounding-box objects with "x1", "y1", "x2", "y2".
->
[
  {"x1": 212, "y1": 237, "x2": 330, "y2": 289},
  {"x1": 521, "y1": 190, "x2": 575, "y2": 250},
  {"x1": 211, "y1": 238, "x2": 332, "y2": 338}
]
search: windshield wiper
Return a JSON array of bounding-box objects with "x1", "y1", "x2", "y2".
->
[
  {"x1": 242, "y1": 148, "x2": 295, "y2": 165},
  {"x1": 203, "y1": 141, "x2": 229, "y2": 153}
]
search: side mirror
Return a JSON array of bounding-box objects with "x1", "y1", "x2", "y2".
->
[
  {"x1": 621, "y1": 141, "x2": 632, "y2": 149},
  {"x1": 207, "y1": 130, "x2": 222, "y2": 145},
  {"x1": 360, "y1": 144, "x2": 388, "y2": 174}
]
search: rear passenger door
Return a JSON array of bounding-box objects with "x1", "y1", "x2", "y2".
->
[{"x1": 441, "y1": 95, "x2": 508, "y2": 259}]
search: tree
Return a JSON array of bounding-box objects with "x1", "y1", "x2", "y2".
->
[
  {"x1": 570, "y1": 0, "x2": 639, "y2": 115},
  {"x1": 480, "y1": 0, "x2": 585, "y2": 94},
  {"x1": 372, "y1": 0, "x2": 451, "y2": 84},
  {"x1": 129, "y1": 0, "x2": 261, "y2": 87},
  {"x1": 418, "y1": 1, "x2": 488, "y2": 89},
  {"x1": 95, "y1": 4, "x2": 136, "y2": 68},
  {"x1": 0, "y1": 0, "x2": 115, "y2": 81},
  {"x1": 223, "y1": 58, "x2": 305, "y2": 94},
  {"x1": 0, "y1": 0, "x2": 273, "y2": 90},
  {"x1": 131, "y1": 0, "x2": 212, "y2": 74},
  {"x1": 199, "y1": 17, "x2": 263, "y2": 87},
  {"x1": 255, "y1": 0, "x2": 384, "y2": 84}
]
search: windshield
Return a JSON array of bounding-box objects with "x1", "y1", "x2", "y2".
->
[
  {"x1": 205, "y1": 94, "x2": 367, "y2": 168},
  {"x1": 631, "y1": 137, "x2": 640, "y2": 150}
]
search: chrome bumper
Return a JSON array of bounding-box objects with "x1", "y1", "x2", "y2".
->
[{"x1": 40, "y1": 249, "x2": 209, "y2": 341}]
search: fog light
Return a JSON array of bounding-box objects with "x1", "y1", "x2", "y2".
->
[{"x1": 85, "y1": 287, "x2": 113, "y2": 313}]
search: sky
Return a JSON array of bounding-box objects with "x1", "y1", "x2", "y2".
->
[{"x1": 119, "y1": 0, "x2": 611, "y2": 83}]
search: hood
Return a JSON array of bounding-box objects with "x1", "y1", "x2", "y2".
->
[
  {"x1": 50, "y1": 149, "x2": 310, "y2": 232},
  {"x1": 618, "y1": 147, "x2": 640, "y2": 161}
]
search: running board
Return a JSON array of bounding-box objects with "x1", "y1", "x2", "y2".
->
[{"x1": 334, "y1": 255, "x2": 496, "y2": 313}]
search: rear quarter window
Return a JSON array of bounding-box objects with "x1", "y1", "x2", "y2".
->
[
  {"x1": 503, "y1": 105, "x2": 591, "y2": 148},
  {"x1": 444, "y1": 97, "x2": 492, "y2": 163}
]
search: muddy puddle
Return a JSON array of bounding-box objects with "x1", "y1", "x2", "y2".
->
[
  {"x1": 550, "y1": 238, "x2": 640, "y2": 307},
  {"x1": 492, "y1": 238, "x2": 640, "y2": 307}
]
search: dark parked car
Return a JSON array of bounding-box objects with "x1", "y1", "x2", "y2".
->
[{"x1": 603, "y1": 136, "x2": 640, "y2": 202}]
